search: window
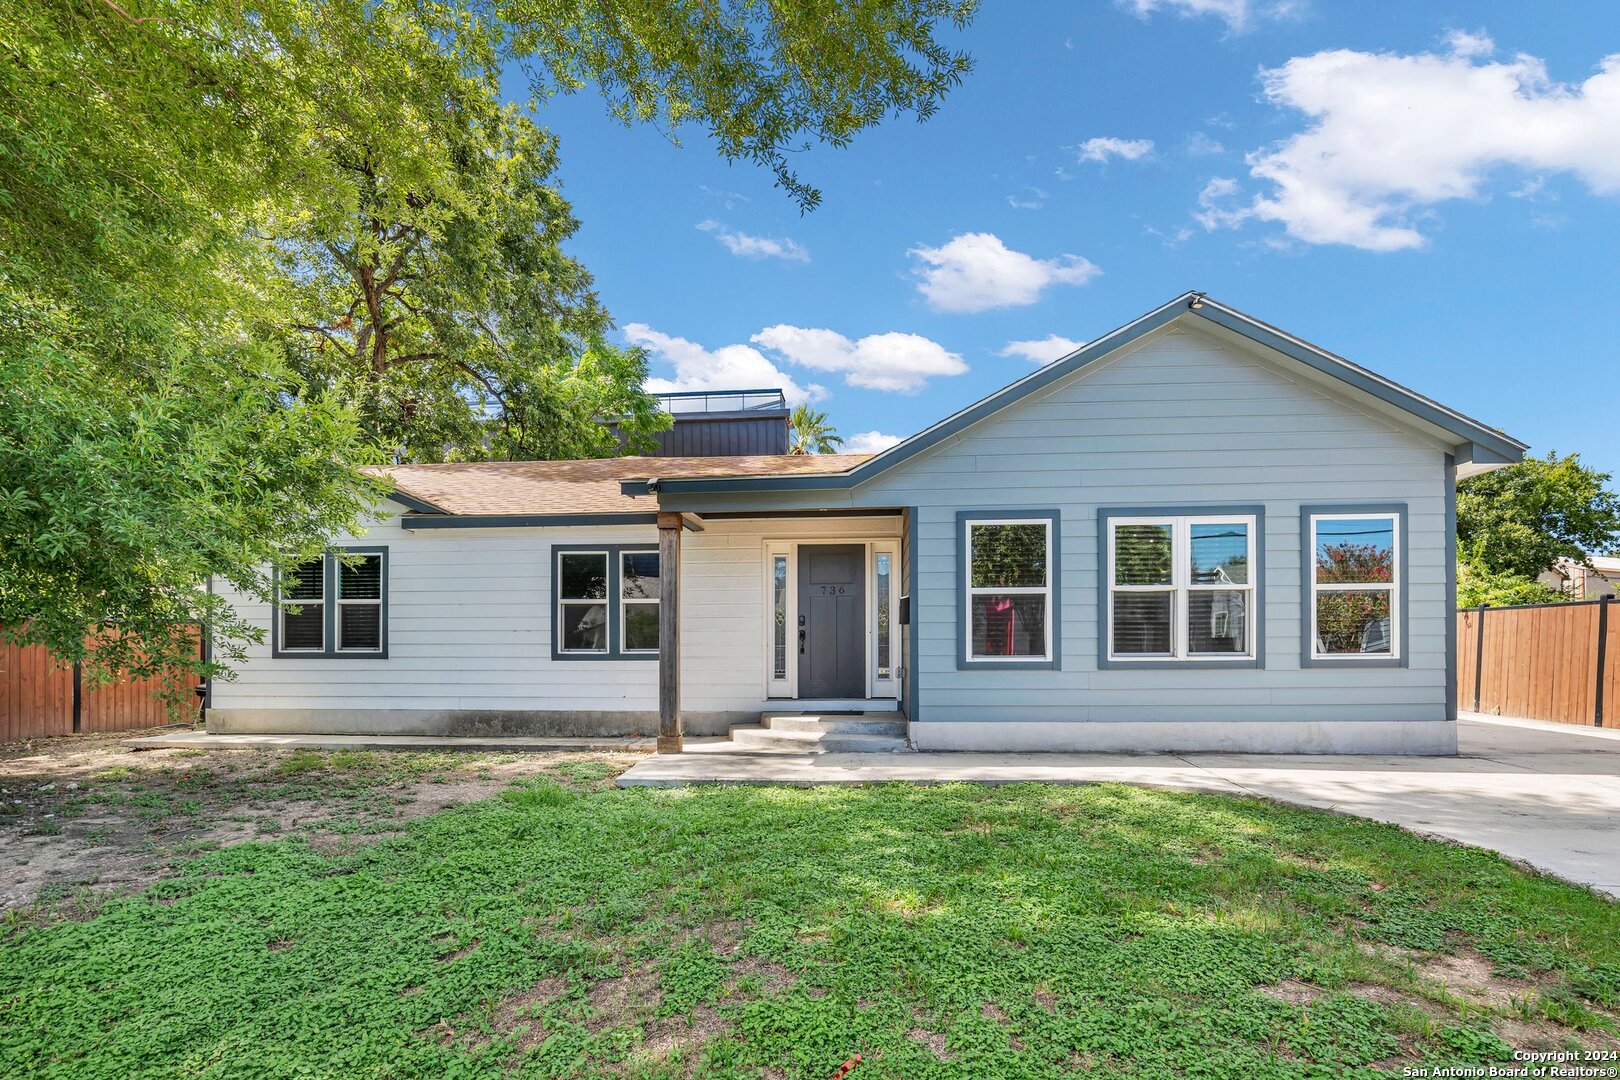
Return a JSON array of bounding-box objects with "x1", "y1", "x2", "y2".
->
[
  {"x1": 552, "y1": 544, "x2": 659, "y2": 660},
  {"x1": 771, "y1": 554, "x2": 789, "y2": 681},
  {"x1": 959, "y1": 512, "x2": 1058, "y2": 666},
  {"x1": 1102, "y1": 510, "x2": 1259, "y2": 666},
  {"x1": 875, "y1": 553, "x2": 892, "y2": 679},
  {"x1": 1307, "y1": 508, "x2": 1402, "y2": 663},
  {"x1": 620, "y1": 551, "x2": 661, "y2": 653},
  {"x1": 274, "y1": 548, "x2": 388, "y2": 658},
  {"x1": 557, "y1": 551, "x2": 609, "y2": 654}
]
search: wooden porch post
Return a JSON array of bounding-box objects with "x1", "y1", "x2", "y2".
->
[{"x1": 657, "y1": 512, "x2": 683, "y2": 753}]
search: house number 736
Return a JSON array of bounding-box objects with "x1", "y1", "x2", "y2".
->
[{"x1": 818, "y1": 585, "x2": 848, "y2": 595}]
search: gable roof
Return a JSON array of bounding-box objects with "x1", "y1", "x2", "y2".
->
[
  {"x1": 635, "y1": 292, "x2": 1528, "y2": 498},
  {"x1": 376, "y1": 454, "x2": 871, "y2": 524}
]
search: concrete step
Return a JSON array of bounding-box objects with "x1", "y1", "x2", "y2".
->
[
  {"x1": 726, "y1": 724, "x2": 909, "y2": 754},
  {"x1": 761, "y1": 712, "x2": 906, "y2": 736}
]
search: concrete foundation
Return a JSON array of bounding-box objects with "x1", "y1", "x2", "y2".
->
[
  {"x1": 908, "y1": 719, "x2": 1459, "y2": 755},
  {"x1": 205, "y1": 708, "x2": 749, "y2": 739}
]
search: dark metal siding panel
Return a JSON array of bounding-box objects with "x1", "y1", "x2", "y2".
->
[{"x1": 651, "y1": 416, "x2": 788, "y2": 457}]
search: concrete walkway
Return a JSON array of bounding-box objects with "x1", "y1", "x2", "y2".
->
[
  {"x1": 618, "y1": 714, "x2": 1620, "y2": 897},
  {"x1": 124, "y1": 732, "x2": 656, "y2": 753}
]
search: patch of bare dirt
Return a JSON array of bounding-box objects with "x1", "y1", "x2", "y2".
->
[
  {"x1": 907, "y1": 1027, "x2": 954, "y2": 1061},
  {"x1": 1413, "y1": 947, "x2": 1537, "y2": 1011},
  {"x1": 586, "y1": 962, "x2": 663, "y2": 1034},
  {"x1": 414, "y1": 974, "x2": 569, "y2": 1060},
  {"x1": 631, "y1": 1005, "x2": 732, "y2": 1078},
  {"x1": 727, "y1": 954, "x2": 797, "y2": 996},
  {"x1": 495, "y1": 975, "x2": 567, "y2": 1056},
  {"x1": 1032, "y1": 986, "x2": 1058, "y2": 1012},
  {"x1": 0, "y1": 734, "x2": 636, "y2": 914}
]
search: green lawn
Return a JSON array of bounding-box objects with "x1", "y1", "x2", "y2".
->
[{"x1": 2, "y1": 759, "x2": 1617, "y2": 1078}]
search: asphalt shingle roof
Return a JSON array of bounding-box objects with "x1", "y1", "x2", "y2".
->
[{"x1": 372, "y1": 455, "x2": 873, "y2": 516}]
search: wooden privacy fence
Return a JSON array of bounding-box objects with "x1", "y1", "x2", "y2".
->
[
  {"x1": 0, "y1": 634, "x2": 201, "y2": 742},
  {"x1": 1457, "y1": 597, "x2": 1618, "y2": 727}
]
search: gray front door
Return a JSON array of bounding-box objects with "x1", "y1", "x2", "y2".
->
[{"x1": 798, "y1": 544, "x2": 865, "y2": 698}]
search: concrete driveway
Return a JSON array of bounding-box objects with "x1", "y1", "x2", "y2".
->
[{"x1": 618, "y1": 713, "x2": 1620, "y2": 897}]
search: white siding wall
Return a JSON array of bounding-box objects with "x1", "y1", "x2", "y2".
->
[
  {"x1": 211, "y1": 519, "x2": 662, "y2": 718},
  {"x1": 836, "y1": 325, "x2": 1454, "y2": 745},
  {"x1": 210, "y1": 513, "x2": 899, "y2": 730}
]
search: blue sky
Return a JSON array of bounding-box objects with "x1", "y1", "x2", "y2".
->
[{"x1": 529, "y1": 1, "x2": 1620, "y2": 471}]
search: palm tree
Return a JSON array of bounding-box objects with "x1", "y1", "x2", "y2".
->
[{"x1": 789, "y1": 405, "x2": 844, "y2": 454}]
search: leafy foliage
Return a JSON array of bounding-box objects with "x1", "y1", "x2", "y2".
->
[
  {"x1": 1456, "y1": 548, "x2": 1569, "y2": 608},
  {"x1": 1458, "y1": 452, "x2": 1620, "y2": 579},
  {"x1": 1, "y1": 0, "x2": 978, "y2": 682},
  {"x1": 490, "y1": 0, "x2": 978, "y2": 212},
  {"x1": 0, "y1": 1, "x2": 395, "y2": 686},
  {"x1": 274, "y1": 46, "x2": 668, "y2": 462},
  {"x1": 2, "y1": 776, "x2": 1615, "y2": 1076},
  {"x1": 788, "y1": 405, "x2": 844, "y2": 454}
]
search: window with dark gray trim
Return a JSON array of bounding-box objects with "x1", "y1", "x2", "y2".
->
[
  {"x1": 1097, "y1": 506, "x2": 1264, "y2": 671},
  {"x1": 1304, "y1": 507, "x2": 1404, "y2": 664},
  {"x1": 957, "y1": 511, "x2": 1060, "y2": 668},
  {"x1": 552, "y1": 544, "x2": 659, "y2": 660},
  {"x1": 273, "y1": 548, "x2": 388, "y2": 658}
]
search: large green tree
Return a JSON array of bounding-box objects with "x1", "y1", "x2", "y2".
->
[
  {"x1": 1, "y1": 0, "x2": 978, "y2": 686},
  {"x1": 1457, "y1": 452, "x2": 1620, "y2": 580}
]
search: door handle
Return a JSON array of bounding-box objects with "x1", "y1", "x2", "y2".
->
[{"x1": 798, "y1": 627, "x2": 806, "y2": 654}]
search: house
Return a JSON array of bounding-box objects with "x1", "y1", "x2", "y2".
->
[
  {"x1": 1539, "y1": 556, "x2": 1620, "y2": 600},
  {"x1": 207, "y1": 293, "x2": 1527, "y2": 754}
]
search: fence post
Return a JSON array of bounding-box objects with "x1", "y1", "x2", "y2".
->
[
  {"x1": 71, "y1": 660, "x2": 82, "y2": 734},
  {"x1": 1472, "y1": 604, "x2": 1487, "y2": 714},
  {"x1": 1597, "y1": 596, "x2": 1611, "y2": 729}
]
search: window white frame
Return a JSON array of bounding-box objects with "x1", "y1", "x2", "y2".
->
[
  {"x1": 870, "y1": 542, "x2": 900, "y2": 697},
  {"x1": 277, "y1": 557, "x2": 326, "y2": 654},
  {"x1": 556, "y1": 548, "x2": 611, "y2": 656},
  {"x1": 1105, "y1": 513, "x2": 1257, "y2": 664},
  {"x1": 334, "y1": 551, "x2": 386, "y2": 654},
  {"x1": 619, "y1": 549, "x2": 661, "y2": 656},
  {"x1": 1306, "y1": 510, "x2": 1402, "y2": 663},
  {"x1": 272, "y1": 546, "x2": 389, "y2": 659},
  {"x1": 960, "y1": 513, "x2": 1056, "y2": 666}
]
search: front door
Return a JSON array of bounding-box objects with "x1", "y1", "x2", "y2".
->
[{"x1": 798, "y1": 544, "x2": 865, "y2": 698}]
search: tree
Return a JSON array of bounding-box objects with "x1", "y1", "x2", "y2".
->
[
  {"x1": 1457, "y1": 452, "x2": 1620, "y2": 579},
  {"x1": 276, "y1": 68, "x2": 669, "y2": 462},
  {"x1": 1, "y1": 0, "x2": 977, "y2": 687},
  {"x1": 789, "y1": 405, "x2": 845, "y2": 455}
]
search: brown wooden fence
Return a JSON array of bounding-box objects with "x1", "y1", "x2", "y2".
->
[
  {"x1": 1457, "y1": 597, "x2": 1618, "y2": 727},
  {"x1": 1, "y1": 636, "x2": 201, "y2": 742}
]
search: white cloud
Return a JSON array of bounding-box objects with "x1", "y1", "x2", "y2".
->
[
  {"x1": 909, "y1": 232, "x2": 1101, "y2": 314},
  {"x1": 1078, "y1": 137, "x2": 1155, "y2": 163},
  {"x1": 625, "y1": 324, "x2": 827, "y2": 405},
  {"x1": 696, "y1": 219, "x2": 809, "y2": 262},
  {"x1": 627, "y1": 323, "x2": 967, "y2": 401},
  {"x1": 844, "y1": 430, "x2": 904, "y2": 454},
  {"x1": 1120, "y1": 0, "x2": 1295, "y2": 31},
  {"x1": 1007, "y1": 187, "x2": 1049, "y2": 210},
  {"x1": 751, "y1": 326, "x2": 967, "y2": 394},
  {"x1": 999, "y1": 335, "x2": 1086, "y2": 364},
  {"x1": 1185, "y1": 131, "x2": 1226, "y2": 157},
  {"x1": 1443, "y1": 29, "x2": 1495, "y2": 59},
  {"x1": 698, "y1": 185, "x2": 749, "y2": 210},
  {"x1": 1204, "y1": 37, "x2": 1620, "y2": 250},
  {"x1": 1194, "y1": 176, "x2": 1251, "y2": 230}
]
